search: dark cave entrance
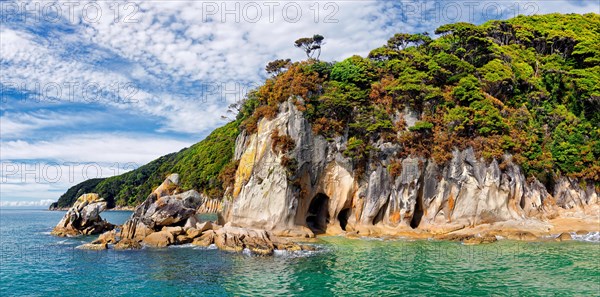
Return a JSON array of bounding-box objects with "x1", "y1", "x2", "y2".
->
[
  {"x1": 306, "y1": 193, "x2": 330, "y2": 234},
  {"x1": 410, "y1": 195, "x2": 424, "y2": 229},
  {"x1": 337, "y1": 208, "x2": 350, "y2": 231}
]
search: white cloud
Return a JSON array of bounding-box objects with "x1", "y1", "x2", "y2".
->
[
  {"x1": 0, "y1": 161, "x2": 138, "y2": 201},
  {"x1": 0, "y1": 199, "x2": 55, "y2": 207},
  {"x1": 1, "y1": 0, "x2": 597, "y2": 205},
  {"x1": 1, "y1": 1, "x2": 410, "y2": 134},
  {"x1": 0, "y1": 133, "x2": 194, "y2": 163},
  {"x1": 0, "y1": 110, "x2": 97, "y2": 138}
]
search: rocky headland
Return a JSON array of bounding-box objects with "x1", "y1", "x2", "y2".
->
[
  {"x1": 220, "y1": 99, "x2": 599, "y2": 244},
  {"x1": 56, "y1": 100, "x2": 598, "y2": 251},
  {"x1": 51, "y1": 14, "x2": 600, "y2": 250}
]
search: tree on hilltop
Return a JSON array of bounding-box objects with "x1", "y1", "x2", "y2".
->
[{"x1": 295, "y1": 34, "x2": 325, "y2": 60}]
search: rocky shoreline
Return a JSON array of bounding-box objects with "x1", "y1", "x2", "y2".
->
[
  {"x1": 56, "y1": 174, "x2": 315, "y2": 254},
  {"x1": 337, "y1": 209, "x2": 599, "y2": 244},
  {"x1": 53, "y1": 184, "x2": 598, "y2": 253},
  {"x1": 50, "y1": 99, "x2": 599, "y2": 253}
]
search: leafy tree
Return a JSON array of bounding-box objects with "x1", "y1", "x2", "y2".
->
[
  {"x1": 386, "y1": 33, "x2": 432, "y2": 51},
  {"x1": 444, "y1": 106, "x2": 471, "y2": 136},
  {"x1": 428, "y1": 52, "x2": 475, "y2": 84},
  {"x1": 294, "y1": 34, "x2": 325, "y2": 60},
  {"x1": 265, "y1": 59, "x2": 291, "y2": 76},
  {"x1": 453, "y1": 75, "x2": 484, "y2": 104},
  {"x1": 470, "y1": 99, "x2": 508, "y2": 136},
  {"x1": 368, "y1": 46, "x2": 401, "y2": 61},
  {"x1": 330, "y1": 56, "x2": 376, "y2": 87},
  {"x1": 479, "y1": 59, "x2": 515, "y2": 99}
]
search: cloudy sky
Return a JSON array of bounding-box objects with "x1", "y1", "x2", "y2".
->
[{"x1": 1, "y1": 0, "x2": 598, "y2": 206}]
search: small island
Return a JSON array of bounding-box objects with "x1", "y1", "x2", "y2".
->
[{"x1": 53, "y1": 13, "x2": 599, "y2": 252}]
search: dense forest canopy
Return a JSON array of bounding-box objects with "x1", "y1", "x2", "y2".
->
[
  {"x1": 55, "y1": 13, "x2": 600, "y2": 208},
  {"x1": 241, "y1": 13, "x2": 599, "y2": 186}
]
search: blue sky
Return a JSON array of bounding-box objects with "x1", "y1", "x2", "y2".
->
[{"x1": 1, "y1": 0, "x2": 598, "y2": 206}]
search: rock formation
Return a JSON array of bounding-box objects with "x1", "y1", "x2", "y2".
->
[
  {"x1": 89, "y1": 173, "x2": 313, "y2": 254},
  {"x1": 222, "y1": 99, "x2": 600, "y2": 239},
  {"x1": 197, "y1": 199, "x2": 223, "y2": 213},
  {"x1": 118, "y1": 173, "x2": 205, "y2": 242},
  {"x1": 58, "y1": 99, "x2": 599, "y2": 250},
  {"x1": 52, "y1": 193, "x2": 114, "y2": 237}
]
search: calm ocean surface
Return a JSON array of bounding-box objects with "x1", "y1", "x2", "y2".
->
[{"x1": 0, "y1": 208, "x2": 598, "y2": 296}]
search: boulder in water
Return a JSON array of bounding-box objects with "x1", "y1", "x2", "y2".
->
[
  {"x1": 77, "y1": 243, "x2": 108, "y2": 250},
  {"x1": 119, "y1": 174, "x2": 205, "y2": 242},
  {"x1": 51, "y1": 193, "x2": 114, "y2": 237},
  {"x1": 142, "y1": 231, "x2": 175, "y2": 247}
]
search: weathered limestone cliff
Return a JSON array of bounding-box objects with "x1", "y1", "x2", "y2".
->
[{"x1": 223, "y1": 99, "x2": 599, "y2": 238}]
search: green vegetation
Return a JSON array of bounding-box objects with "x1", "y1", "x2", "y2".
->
[
  {"x1": 56, "y1": 121, "x2": 241, "y2": 207},
  {"x1": 59, "y1": 13, "x2": 600, "y2": 208},
  {"x1": 247, "y1": 13, "x2": 600, "y2": 184},
  {"x1": 294, "y1": 34, "x2": 325, "y2": 60}
]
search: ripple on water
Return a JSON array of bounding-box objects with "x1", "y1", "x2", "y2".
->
[
  {"x1": 571, "y1": 231, "x2": 600, "y2": 243},
  {"x1": 2, "y1": 209, "x2": 599, "y2": 296}
]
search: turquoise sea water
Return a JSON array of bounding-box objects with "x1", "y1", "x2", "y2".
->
[{"x1": 0, "y1": 208, "x2": 598, "y2": 297}]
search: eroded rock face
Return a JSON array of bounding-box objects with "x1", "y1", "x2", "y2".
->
[
  {"x1": 119, "y1": 173, "x2": 205, "y2": 243},
  {"x1": 554, "y1": 177, "x2": 599, "y2": 209},
  {"x1": 94, "y1": 174, "x2": 310, "y2": 255},
  {"x1": 52, "y1": 193, "x2": 114, "y2": 237},
  {"x1": 224, "y1": 98, "x2": 600, "y2": 237}
]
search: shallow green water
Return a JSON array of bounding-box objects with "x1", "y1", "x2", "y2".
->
[{"x1": 1, "y1": 208, "x2": 598, "y2": 296}]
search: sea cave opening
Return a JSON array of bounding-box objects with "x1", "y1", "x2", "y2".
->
[
  {"x1": 410, "y1": 196, "x2": 424, "y2": 229},
  {"x1": 337, "y1": 208, "x2": 350, "y2": 231},
  {"x1": 306, "y1": 193, "x2": 330, "y2": 234}
]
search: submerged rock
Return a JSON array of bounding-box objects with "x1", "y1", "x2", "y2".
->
[
  {"x1": 51, "y1": 193, "x2": 114, "y2": 237},
  {"x1": 492, "y1": 230, "x2": 539, "y2": 241},
  {"x1": 462, "y1": 235, "x2": 498, "y2": 245},
  {"x1": 77, "y1": 243, "x2": 108, "y2": 250},
  {"x1": 556, "y1": 232, "x2": 572, "y2": 241}
]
